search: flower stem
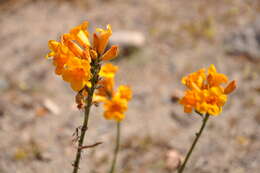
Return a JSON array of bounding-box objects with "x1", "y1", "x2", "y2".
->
[
  {"x1": 72, "y1": 59, "x2": 101, "y2": 173},
  {"x1": 109, "y1": 122, "x2": 121, "y2": 173},
  {"x1": 178, "y1": 113, "x2": 210, "y2": 173}
]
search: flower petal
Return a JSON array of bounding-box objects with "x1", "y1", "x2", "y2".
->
[
  {"x1": 70, "y1": 21, "x2": 90, "y2": 48},
  {"x1": 62, "y1": 34, "x2": 84, "y2": 58},
  {"x1": 101, "y1": 45, "x2": 119, "y2": 61},
  {"x1": 96, "y1": 24, "x2": 112, "y2": 54},
  {"x1": 224, "y1": 80, "x2": 236, "y2": 94}
]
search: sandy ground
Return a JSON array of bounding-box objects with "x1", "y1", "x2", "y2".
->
[{"x1": 0, "y1": 0, "x2": 260, "y2": 173}]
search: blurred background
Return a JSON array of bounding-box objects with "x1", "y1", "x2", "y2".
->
[{"x1": 0, "y1": 0, "x2": 260, "y2": 172}]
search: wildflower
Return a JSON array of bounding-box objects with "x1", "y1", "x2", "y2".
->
[
  {"x1": 117, "y1": 85, "x2": 132, "y2": 101},
  {"x1": 46, "y1": 21, "x2": 119, "y2": 92},
  {"x1": 61, "y1": 57, "x2": 91, "y2": 91},
  {"x1": 207, "y1": 64, "x2": 228, "y2": 87},
  {"x1": 69, "y1": 21, "x2": 90, "y2": 48},
  {"x1": 104, "y1": 95, "x2": 128, "y2": 121},
  {"x1": 95, "y1": 63, "x2": 118, "y2": 98},
  {"x1": 181, "y1": 69, "x2": 206, "y2": 89},
  {"x1": 94, "y1": 64, "x2": 132, "y2": 121},
  {"x1": 100, "y1": 63, "x2": 118, "y2": 78},
  {"x1": 103, "y1": 85, "x2": 132, "y2": 121},
  {"x1": 179, "y1": 64, "x2": 236, "y2": 116},
  {"x1": 96, "y1": 77, "x2": 115, "y2": 98},
  {"x1": 46, "y1": 22, "x2": 123, "y2": 173},
  {"x1": 95, "y1": 24, "x2": 112, "y2": 54}
]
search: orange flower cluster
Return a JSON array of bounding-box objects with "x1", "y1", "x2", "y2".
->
[
  {"x1": 179, "y1": 65, "x2": 236, "y2": 116},
  {"x1": 94, "y1": 64, "x2": 132, "y2": 121},
  {"x1": 46, "y1": 21, "x2": 118, "y2": 91}
]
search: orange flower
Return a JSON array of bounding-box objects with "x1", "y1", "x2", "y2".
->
[
  {"x1": 99, "y1": 63, "x2": 118, "y2": 78},
  {"x1": 117, "y1": 85, "x2": 132, "y2": 101},
  {"x1": 93, "y1": 64, "x2": 132, "y2": 121},
  {"x1": 94, "y1": 63, "x2": 118, "y2": 98},
  {"x1": 207, "y1": 64, "x2": 228, "y2": 87},
  {"x1": 103, "y1": 96, "x2": 128, "y2": 121},
  {"x1": 69, "y1": 21, "x2": 90, "y2": 48},
  {"x1": 179, "y1": 89, "x2": 200, "y2": 113},
  {"x1": 179, "y1": 64, "x2": 236, "y2": 116},
  {"x1": 95, "y1": 77, "x2": 115, "y2": 98},
  {"x1": 95, "y1": 24, "x2": 112, "y2": 54},
  {"x1": 46, "y1": 21, "x2": 119, "y2": 92},
  {"x1": 182, "y1": 69, "x2": 206, "y2": 89},
  {"x1": 61, "y1": 57, "x2": 91, "y2": 91},
  {"x1": 47, "y1": 40, "x2": 73, "y2": 75},
  {"x1": 102, "y1": 85, "x2": 132, "y2": 121}
]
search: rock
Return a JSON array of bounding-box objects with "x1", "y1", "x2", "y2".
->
[
  {"x1": 165, "y1": 149, "x2": 182, "y2": 171},
  {"x1": 224, "y1": 16, "x2": 260, "y2": 61},
  {"x1": 43, "y1": 99, "x2": 60, "y2": 115},
  {"x1": 109, "y1": 31, "x2": 145, "y2": 56},
  {"x1": 0, "y1": 77, "x2": 9, "y2": 91}
]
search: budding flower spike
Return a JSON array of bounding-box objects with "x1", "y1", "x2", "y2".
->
[
  {"x1": 93, "y1": 63, "x2": 132, "y2": 173},
  {"x1": 94, "y1": 63, "x2": 132, "y2": 122},
  {"x1": 178, "y1": 64, "x2": 236, "y2": 173},
  {"x1": 45, "y1": 21, "x2": 123, "y2": 173}
]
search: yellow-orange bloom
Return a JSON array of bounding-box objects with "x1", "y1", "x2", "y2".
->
[
  {"x1": 47, "y1": 40, "x2": 73, "y2": 75},
  {"x1": 61, "y1": 57, "x2": 91, "y2": 91},
  {"x1": 102, "y1": 85, "x2": 132, "y2": 121},
  {"x1": 69, "y1": 21, "x2": 90, "y2": 48},
  {"x1": 95, "y1": 77, "x2": 115, "y2": 98},
  {"x1": 103, "y1": 95, "x2": 128, "y2": 121},
  {"x1": 207, "y1": 64, "x2": 228, "y2": 87},
  {"x1": 179, "y1": 64, "x2": 236, "y2": 116},
  {"x1": 182, "y1": 69, "x2": 206, "y2": 89},
  {"x1": 93, "y1": 64, "x2": 132, "y2": 121},
  {"x1": 95, "y1": 24, "x2": 112, "y2": 54},
  {"x1": 99, "y1": 63, "x2": 118, "y2": 78},
  {"x1": 46, "y1": 21, "x2": 119, "y2": 92},
  {"x1": 117, "y1": 85, "x2": 132, "y2": 101},
  {"x1": 94, "y1": 63, "x2": 118, "y2": 98},
  {"x1": 46, "y1": 23, "x2": 92, "y2": 91},
  {"x1": 179, "y1": 89, "x2": 199, "y2": 113}
]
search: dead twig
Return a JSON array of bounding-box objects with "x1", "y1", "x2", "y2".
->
[{"x1": 78, "y1": 142, "x2": 103, "y2": 150}]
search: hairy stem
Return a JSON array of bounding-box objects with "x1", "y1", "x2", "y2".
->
[
  {"x1": 72, "y1": 59, "x2": 101, "y2": 173},
  {"x1": 109, "y1": 122, "x2": 121, "y2": 173},
  {"x1": 178, "y1": 113, "x2": 210, "y2": 173}
]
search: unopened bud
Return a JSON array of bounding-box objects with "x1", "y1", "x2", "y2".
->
[{"x1": 224, "y1": 80, "x2": 236, "y2": 94}]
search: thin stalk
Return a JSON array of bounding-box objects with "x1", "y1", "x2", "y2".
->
[
  {"x1": 72, "y1": 59, "x2": 101, "y2": 173},
  {"x1": 109, "y1": 122, "x2": 121, "y2": 173},
  {"x1": 178, "y1": 113, "x2": 210, "y2": 173}
]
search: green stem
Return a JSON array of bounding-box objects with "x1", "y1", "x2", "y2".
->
[
  {"x1": 72, "y1": 59, "x2": 101, "y2": 173},
  {"x1": 109, "y1": 122, "x2": 121, "y2": 173},
  {"x1": 178, "y1": 113, "x2": 210, "y2": 173}
]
